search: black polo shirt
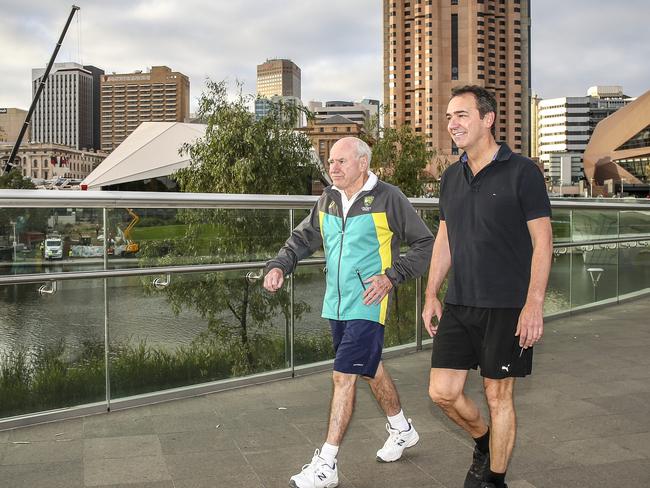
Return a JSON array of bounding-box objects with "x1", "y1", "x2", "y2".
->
[{"x1": 439, "y1": 143, "x2": 551, "y2": 308}]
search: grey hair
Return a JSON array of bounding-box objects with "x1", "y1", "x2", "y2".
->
[{"x1": 353, "y1": 138, "x2": 372, "y2": 165}]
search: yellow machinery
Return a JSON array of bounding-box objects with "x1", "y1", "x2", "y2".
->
[{"x1": 123, "y1": 208, "x2": 140, "y2": 254}]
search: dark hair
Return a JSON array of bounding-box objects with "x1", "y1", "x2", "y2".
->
[{"x1": 450, "y1": 85, "x2": 497, "y2": 136}]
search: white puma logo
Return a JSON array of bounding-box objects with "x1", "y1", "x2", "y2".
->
[{"x1": 501, "y1": 364, "x2": 510, "y2": 373}]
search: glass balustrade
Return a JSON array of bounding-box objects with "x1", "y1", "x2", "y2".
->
[{"x1": 1, "y1": 192, "x2": 649, "y2": 425}]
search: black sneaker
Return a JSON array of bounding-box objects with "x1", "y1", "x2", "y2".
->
[
  {"x1": 463, "y1": 446, "x2": 490, "y2": 488},
  {"x1": 480, "y1": 483, "x2": 508, "y2": 488}
]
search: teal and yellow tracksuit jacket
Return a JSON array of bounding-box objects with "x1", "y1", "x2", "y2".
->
[{"x1": 266, "y1": 180, "x2": 433, "y2": 325}]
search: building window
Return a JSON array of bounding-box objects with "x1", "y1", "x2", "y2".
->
[{"x1": 451, "y1": 13, "x2": 459, "y2": 80}]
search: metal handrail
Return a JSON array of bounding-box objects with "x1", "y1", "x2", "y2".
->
[
  {"x1": 1, "y1": 236, "x2": 649, "y2": 286},
  {"x1": 0, "y1": 258, "x2": 327, "y2": 285},
  {"x1": 1, "y1": 188, "x2": 650, "y2": 210}
]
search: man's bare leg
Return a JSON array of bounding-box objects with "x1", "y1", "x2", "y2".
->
[
  {"x1": 326, "y1": 371, "x2": 358, "y2": 445},
  {"x1": 429, "y1": 368, "x2": 488, "y2": 437},
  {"x1": 364, "y1": 361, "x2": 401, "y2": 416},
  {"x1": 483, "y1": 377, "x2": 516, "y2": 473}
]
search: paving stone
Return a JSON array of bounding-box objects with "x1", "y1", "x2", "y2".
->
[
  {"x1": 2, "y1": 439, "x2": 83, "y2": 465},
  {"x1": 158, "y1": 428, "x2": 236, "y2": 455},
  {"x1": 84, "y1": 454, "x2": 171, "y2": 486},
  {"x1": 0, "y1": 460, "x2": 84, "y2": 487},
  {"x1": 83, "y1": 434, "x2": 163, "y2": 459}
]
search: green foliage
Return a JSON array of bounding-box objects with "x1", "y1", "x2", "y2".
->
[
  {"x1": 175, "y1": 79, "x2": 315, "y2": 195},
  {"x1": 362, "y1": 117, "x2": 435, "y2": 197},
  {"x1": 0, "y1": 169, "x2": 35, "y2": 190},
  {"x1": 0, "y1": 331, "x2": 333, "y2": 417}
]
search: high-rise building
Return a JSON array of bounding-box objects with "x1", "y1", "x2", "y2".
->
[
  {"x1": 31, "y1": 62, "x2": 104, "y2": 151},
  {"x1": 256, "y1": 59, "x2": 301, "y2": 99},
  {"x1": 537, "y1": 86, "x2": 633, "y2": 183},
  {"x1": 384, "y1": 0, "x2": 531, "y2": 159},
  {"x1": 0, "y1": 108, "x2": 28, "y2": 143},
  {"x1": 100, "y1": 66, "x2": 190, "y2": 153}
]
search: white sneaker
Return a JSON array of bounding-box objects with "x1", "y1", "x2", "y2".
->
[
  {"x1": 376, "y1": 419, "x2": 419, "y2": 462},
  {"x1": 289, "y1": 449, "x2": 339, "y2": 488}
]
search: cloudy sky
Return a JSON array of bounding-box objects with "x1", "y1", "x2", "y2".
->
[{"x1": 1, "y1": 0, "x2": 648, "y2": 112}]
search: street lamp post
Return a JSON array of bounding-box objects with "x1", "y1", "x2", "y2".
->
[
  {"x1": 621, "y1": 177, "x2": 626, "y2": 197},
  {"x1": 11, "y1": 221, "x2": 17, "y2": 262},
  {"x1": 587, "y1": 267, "x2": 604, "y2": 302}
]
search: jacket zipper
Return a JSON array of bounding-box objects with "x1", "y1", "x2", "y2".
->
[
  {"x1": 356, "y1": 269, "x2": 367, "y2": 290},
  {"x1": 336, "y1": 218, "x2": 345, "y2": 319},
  {"x1": 332, "y1": 189, "x2": 373, "y2": 320}
]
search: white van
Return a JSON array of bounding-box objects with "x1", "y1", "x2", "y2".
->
[{"x1": 44, "y1": 237, "x2": 63, "y2": 260}]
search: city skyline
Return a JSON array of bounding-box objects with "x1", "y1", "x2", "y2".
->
[{"x1": 1, "y1": 0, "x2": 649, "y2": 113}]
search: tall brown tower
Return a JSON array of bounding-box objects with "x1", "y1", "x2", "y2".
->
[{"x1": 384, "y1": 0, "x2": 530, "y2": 160}]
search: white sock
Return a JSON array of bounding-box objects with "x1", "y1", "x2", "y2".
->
[
  {"x1": 320, "y1": 442, "x2": 339, "y2": 466},
  {"x1": 387, "y1": 409, "x2": 410, "y2": 432}
]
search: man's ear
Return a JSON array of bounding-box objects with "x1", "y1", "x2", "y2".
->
[{"x1": 484, "y1": 111, "x2": 496, "y2": 130}]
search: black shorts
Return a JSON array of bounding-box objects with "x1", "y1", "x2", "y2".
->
[{"x1": 430, "y1": 304, "x2": 533, "y2": 379}]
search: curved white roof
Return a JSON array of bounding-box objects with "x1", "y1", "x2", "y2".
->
[{"x1": 82, "y1": 122, "x2": 206, "y2": 189}]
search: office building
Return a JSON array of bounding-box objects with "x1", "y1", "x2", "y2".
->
[
  {"x1": 100, "y1": 66, "x2": 190, "y2": 153},
  {"x1": 537, "y1": 86, "x2": 633, "y2": 183},
  {"x1": 307, "y1": 100, "x2": 380, "y2": 125},
  {"x1": 384, "y1": 0, "x2": 530, "y2": 159},
  {"x1": 256, "y1": 59, "x2": 301, "y2": 99},
  {"x1": 31, "y1": 62, "x2": 104, "y2": 151},
  {"x1": 302, "y1": 115, "x2": 364, "y2": 166},
  {"x1": 0, "y1": 108, "x2": 28, "y2": 143}
]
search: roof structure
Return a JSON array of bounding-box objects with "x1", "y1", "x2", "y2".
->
[{"x1": 82, "y1": 122, "x2": 206, "y2": 189}]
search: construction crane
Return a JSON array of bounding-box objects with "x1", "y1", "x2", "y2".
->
[
  {"x1": 1, "y1": 5, "x2": 80, "y2": 175},
  {"x1": 123, "y1": 208, "x2": 140, "y2": 254}
]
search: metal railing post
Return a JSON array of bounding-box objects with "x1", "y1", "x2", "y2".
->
[
  {"x1": 103, "y1": 207, "x2": 111, "y2": 411},
  {"x1": 289, "y1": 209, "x2": 295, "y2": 376},
  {"x1": 415, "y1": 210, "x2": 424, "y2": 350}
]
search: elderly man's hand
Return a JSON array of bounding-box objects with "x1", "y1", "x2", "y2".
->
[
  {"x1": 363, "y1": 274, "x2": 393, "y2": 305},
  {"x1": 263, "y1": 268, "x2": 284, "y2": 293}
]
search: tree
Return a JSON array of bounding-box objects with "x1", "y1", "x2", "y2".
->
[
  {"x1": 362, "y1": 115, "x2": 435, "y2": 197},
  {"x1": 0, "y1": 169, "x2": 48, "y2": 246},
  {"x1": 139, "y1": 80, "x2": 317, "y2": 373},
  {"x1": 0, "y1": 169, "x2": 35, "y2": 190}
]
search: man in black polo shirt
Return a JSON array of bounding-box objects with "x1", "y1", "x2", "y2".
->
[{"x1": 422, "y1": 85, "x2": 552, "y2": 488}]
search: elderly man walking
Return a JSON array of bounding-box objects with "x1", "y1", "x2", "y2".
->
[{"x1": 264, "y1": 136, "x2": 433, "y2": 488}]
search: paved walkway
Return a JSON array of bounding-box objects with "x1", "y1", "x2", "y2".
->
[{"x1": 1, "y1": 297, "x2": 650, "y2": 487}]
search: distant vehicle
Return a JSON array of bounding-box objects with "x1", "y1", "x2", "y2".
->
[{"x1": 44, "y1": 237, "x2": 63, "y2": 260}]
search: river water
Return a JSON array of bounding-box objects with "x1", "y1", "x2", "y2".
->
[{"x1": 0, "y1": 249, "x2": 648, "y2": 359}]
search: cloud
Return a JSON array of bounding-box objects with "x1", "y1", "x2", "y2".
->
[
  {"x1": 1, "y1": 0, "x2": 647, "y2": 114},
  {"x1": 531, "y1": 0, "x2": 650, "y2": 98}
]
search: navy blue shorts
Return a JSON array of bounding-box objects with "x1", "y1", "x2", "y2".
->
[{"x1": 330, "y1": 319, "x2": 385, "y2": 378}]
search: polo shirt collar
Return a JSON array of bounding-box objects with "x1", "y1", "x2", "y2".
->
[{"x1": 459, "y1": 143, "x2": 512, "y2": 166}]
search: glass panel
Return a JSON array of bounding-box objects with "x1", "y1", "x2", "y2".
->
[
  {"x1": 570, "y1": 245, "x2": 618, "y2": 309},
  {"x1": 545, "y1": 246, "x2": 571, "y2": 315},
  {"x1": 0, "y1": 279, "x2": 105, "y2": 418},
  {"x1": 0, "y1": 206, "x2": 104, "y2": 273},
  {"x1": 107, "y1": 268, "x2": 289, "y2": 399},
  {"x1": 384, "y1": 280, "x2": 417, "y2": 347},
  {"x1": 419, "y1": 209, "x2": 441, "y2": 342},
  {"x1": 619, "y1": 210, "x2": 650, "y2": 238},
  {"x1": 107, "y1": 208, "x2": 292, "y2": 267},
  {"x1": 551, "y1": 208, "x2": 571, "y2": 243},
  {"x1": 618, "y1": 240, "x2": 650, "y2": 298},
  {"x1": 292, "y1": 264, "x2": 333, "y2": 366},
  {"x1": 571, "y1": 209, "x2": 617, "y2": 242}
]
